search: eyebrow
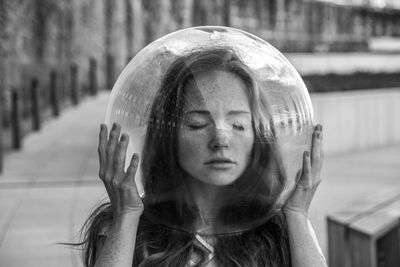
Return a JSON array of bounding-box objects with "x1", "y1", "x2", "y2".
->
[
  {"x1": 227, "y1": 110, "x2": 251, "y2": 115},
  {"x1": 185, "y1": 110, "x2": 251, "y2": 116}
]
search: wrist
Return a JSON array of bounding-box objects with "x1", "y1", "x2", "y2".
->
[
  {"x1": 113, "y1": 209, "x2": 143, "y2": 224},
  {"x1": 283, "y1": 210, "x2": 308, "y2": 223}
]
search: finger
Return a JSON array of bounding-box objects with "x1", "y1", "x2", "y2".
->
[
  {"x1": 98, "y1": 124, "x2": 108, "y2": 179},
  {"x1": 299, "y1": 151, "x2": 311, "y2": 187},
  {"x1": 124, "y1": 153, "x2": 139, "y2": 187},
  {"x1": 105, "y1": 123, "x2": 121, "y2": 180},
  {"x1": 98, "y1": 125, "x2": 117, "y2": 206},
  {"x1": 113, "y1": 133, "x2": 129, "y2": 178},
  {"x1": 311, "y1": 124, "x2": 324, "y2": 180}
]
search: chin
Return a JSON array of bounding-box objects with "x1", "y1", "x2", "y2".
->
[{"x1": 202, "y1": 175, "x2": 239, "y2": 186}]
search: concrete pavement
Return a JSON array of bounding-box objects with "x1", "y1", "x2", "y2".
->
[
  {"x1": 0, "y1": 92, "x2": 109, "y2": 267},
  {"x1": 0, "y1": 91, "x2": 399, "y2": 266}
]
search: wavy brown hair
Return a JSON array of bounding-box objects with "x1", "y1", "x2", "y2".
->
[{"x1": 76, "y1": 47, "x2": 291, "y2": 266}]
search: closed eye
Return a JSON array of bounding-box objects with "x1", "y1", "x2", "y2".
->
[
  {"x1": 188, "y1": 124, "x2": 207, "y2": 130},
  {"x1": 233, "y1": 123, "x2": 245, "y2": 131}
]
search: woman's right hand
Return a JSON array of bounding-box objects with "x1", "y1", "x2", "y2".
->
[{"x1": 98, "y1": 123, "x2": 144, "y2": 219}]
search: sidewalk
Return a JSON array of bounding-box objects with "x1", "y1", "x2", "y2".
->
[
  {"x1": 0, "y1": 91, "x2": 399, "y2": 266},
  {"x1": 0, "y1": 92, "x2": 109, "y2": 267}
]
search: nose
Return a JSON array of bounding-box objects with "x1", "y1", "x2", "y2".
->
[{"x1": 209, "y1": 127, "x2": 230, "y2": 150}]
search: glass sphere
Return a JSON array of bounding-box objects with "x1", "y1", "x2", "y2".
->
[{"x1": 105, "y1": 26, "x2": 314, "y2": 234}]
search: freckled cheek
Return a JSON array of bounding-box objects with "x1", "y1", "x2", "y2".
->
[
  {"x1": 178, "y1": 136, "x2": 195, "y2": 158},
  {"x1": 235, "y1": 134, "x2": 254, "y2": 166},
  {"x1": 177, "y1": 131, "x2": 208, "y2": 167}
]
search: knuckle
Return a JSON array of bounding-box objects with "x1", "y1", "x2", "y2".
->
[
  {"x1": 111, "y1": 179, "x2": 120, "y2": 189},
  {"x1": 110, "y1": 131, "x2": 117, "y2": 138},
  {"x1": 104, "y1": 170, "x2": 113, "y2": 181},
  {"x1": 98, "y1": 143, "x2": 106, "y2": 153},
  {"x1": 106, "y1": 144, "x2": 114, "y2": 155},
  {"x1": 127, "y1": 165, "x2": 137, "y2": 174},
  {"x1": 110, "y1": 128, "x2": 120, "y2": 137}
]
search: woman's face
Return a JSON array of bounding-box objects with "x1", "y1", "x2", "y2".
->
[{"x1": 178, "y1": 70, "x2": 255, "y2": 186}]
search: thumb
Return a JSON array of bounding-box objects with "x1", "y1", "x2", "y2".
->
[
  {"x1": 122, "y1": 153, "x2": 141, "y2": 196},
  {"x1": 297, "y1": 151, "x2": 311, "y2": 188},
  {"x1": 125, "y1": 153, "x2": 139, "y2": 179}
]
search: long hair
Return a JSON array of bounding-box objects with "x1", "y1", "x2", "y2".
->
[{"x1": 77, "y1": 47, "x2": 291, "y2": 266}]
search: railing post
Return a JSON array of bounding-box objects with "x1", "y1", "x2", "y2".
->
[
  {"x1": 11, "y1": 90, "x2": 22, "y2": 150},
  {"x1": 70, "y1": 64, "x2": 79, "y2": 105},
  {"x1": 0, "y1": 90, "x2": 4, "y2": 173},
  {"x1": 106, "y1": 53, "x2": 115, "y2": 90},
  {"x1": 30, "y1": 78, "x2": 40, "y2": 131},
  {"x1": 223, "y1": 0, "x2": 231, "y2": 27},
  {"x1": 89, "y1": 58, "x2": 98, "y2": 96},
  {"x1": 50, "y1": 70, "x2": 60, "y2": 117}
]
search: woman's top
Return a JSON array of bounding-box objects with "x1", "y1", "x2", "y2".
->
[{"x1": 97, "y1": 219, "x2": 325, "y2": 266}]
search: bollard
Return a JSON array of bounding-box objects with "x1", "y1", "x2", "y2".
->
[
  {"x1": 223, "y1": 0, "x2": 231, "y2": 27},
  {"x1": 11, "y1": 90, "x2": 22, "y2": 150},
  {"x1": 0, "y1": 126, "x2": 2, "y2": 174},
  {"x1": 30, "y1": 78, "x2": 40, "y2": 131},
  {"x1": 0, "y1": 91, "x2": 3, "y2": 173},
  {"x1": 50, "y1": 70, "x2": 60, "y2": 117},
  {"x1": 106, "y1": 53, "x2": 115, "y2": 90},
  {"x1": 89, "y1": 58, "x2": 98, "y2": 96},
  {"x1": 70, "y1": 64, "x2": 79, "y2": 105}
]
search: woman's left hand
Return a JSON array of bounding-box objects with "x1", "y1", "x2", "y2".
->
[{"x1": 283, "y1": 124, "x2": 324, "y2": 219}]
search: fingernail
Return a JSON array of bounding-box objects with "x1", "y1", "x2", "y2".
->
[
  {"x1": 316, "y1": 132, "x2": 320, "y2": 138},
  {"x1": 112, "y1": 123, "x2": 117, "y2": 130},
  {"x1": 305, "y1": 151, "x2": 310, "y2": 157},
  {"x1": 132, "y1": 154, "x2": 139, "y2": 165},
  {"x1": 121, "y1": 134, "x2": 126, "y2": 141}
]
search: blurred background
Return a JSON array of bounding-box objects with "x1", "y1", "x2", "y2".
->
[{"x1": 0, "y1": 0, "x2": 399, "y2": 266}]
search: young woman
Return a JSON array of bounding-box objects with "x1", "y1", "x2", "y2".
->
[{"x1": 79, "y1": 48, "x2": 326, "y2": 266}]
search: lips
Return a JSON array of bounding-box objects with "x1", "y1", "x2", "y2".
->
[{"x1": 204, "y1": 158, "x2": 236, "y2": 166}]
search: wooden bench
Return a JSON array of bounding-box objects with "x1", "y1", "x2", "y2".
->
[{"x1": 327, "y1": 190, "x2": 400, "y2": 267}]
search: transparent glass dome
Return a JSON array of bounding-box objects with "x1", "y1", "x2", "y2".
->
[{"x1": 105, "y1": 26, "x2": 314, "y2": 234}]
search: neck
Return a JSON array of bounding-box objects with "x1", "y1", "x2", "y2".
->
[{"x1": 186, "y1": 177, "x2": 226, "y2": 233}]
